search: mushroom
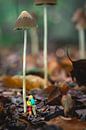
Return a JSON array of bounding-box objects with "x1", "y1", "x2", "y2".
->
[
  {"x1": 35, "y1": 0, "x2": 57, "y2": 88},
  {"x1": 14, "y1": 11, "x2": 36, "y2": 113},
  {"x1": 30, "y1": 13, "x2": 39, "y2": 54},
  {"x1": 72, "y1": 8, "x2": 86, "y2": 59}
]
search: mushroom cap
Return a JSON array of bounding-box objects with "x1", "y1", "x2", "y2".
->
[
  {"x1": 72, "y1": 8, "x2": 86, "y2": 29},
  {"x1": 34, "y1": 0, "x2": 57, "y2": 5},
  {"x1": 14, "y1": 11, "x2": 37, "y2": 30},
  {"x1": 72, "y1": 9, "x2": 85, "y2": 22},
  {"x1": 76, "y1": 18, "x2": 86, "y2": 29}
]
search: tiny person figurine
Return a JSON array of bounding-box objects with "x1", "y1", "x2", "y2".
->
[
  {"x1": 27, "y1": 98, "x2": 32, "y2": 116},
  {"x1": 29, "y1": 95, "x2": 37, "y2": 117}
]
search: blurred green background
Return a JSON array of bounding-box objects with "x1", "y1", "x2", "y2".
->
[{"x1": 0, "y1": 0, "x2": 86, "y2": 49}]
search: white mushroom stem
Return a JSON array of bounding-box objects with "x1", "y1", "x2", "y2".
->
[
  {"x1": 78, "y1": 27, "x2": 85, "y2": 59},
  {"x1": 30, "y1": 27, "x2": 39, "y2": 54},
  {"x1": 44, "y1": 5, "x2": 48, "y2": 88},
  {"x1": 23, "y1": 29, "x2": 27, "y2": 113}
]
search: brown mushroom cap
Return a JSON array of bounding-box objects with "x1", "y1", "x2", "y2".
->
[
  {"x1": 35, "y1": 0, "x2": 57, "y2": 5},
  {"x1": 72, "y1": 9, "x2": 85, "y2": 23},
  {"x1": 72, "y1": 8, "x2": 86, "y2": 29},
  {"x1": 14, "y1": 11, "x2": 37, "y2": 30}
]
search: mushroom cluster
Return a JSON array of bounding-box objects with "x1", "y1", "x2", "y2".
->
[{"x1": 14, "y1": 0, "x2": 58, "y2": 113}]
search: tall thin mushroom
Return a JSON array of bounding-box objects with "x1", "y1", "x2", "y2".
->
[
  {"x1": 35, "y1": 0, "x2": 57, "y2": 88},
  {"x1": 72, "y1": 8, "x2": 86, "y2": 59},
  {"x1": 30, "y1": 27, "x2": 39, "y2": 54},
  {"x1": 30, "y1": 13, "x2": 39, "y2": 54},
  {"x1": 14, "y1": 11, "x2": 36, "y2": 113}
]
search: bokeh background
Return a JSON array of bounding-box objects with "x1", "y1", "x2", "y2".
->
[
  {"x1": 0, "y1": 0, "x2": 86, "y2": 49},
  {"x1": 0, "y1": 0, "x2": 86, "y2": 75}
]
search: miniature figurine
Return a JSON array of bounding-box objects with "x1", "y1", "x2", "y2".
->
[
  {"x1": 27, "y1": 99, "x2": 32, "y2": 116},
  {"x1": 27, "y1": 95, "x2": 37, "y2": 117},
  {"x1": 29, "y1": 95, "x2": 37, "y2": 117}
]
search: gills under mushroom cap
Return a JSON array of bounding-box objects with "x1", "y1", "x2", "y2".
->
[
  {"x1": 15, "y1": 11, "x2": 36, "y2": 30},
  {"x1": 35, "y1": 0, "x2": 57, "y2": 5}
]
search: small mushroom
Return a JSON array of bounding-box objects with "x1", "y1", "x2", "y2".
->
[
  {"x1": 35, "y1": 0, "x2": 57, "y2": 88},
  {"x1": 15, "y1": 11, "x2": 36, "y2": 30},
  {"x1": 72, "y1": 8, "x2": 86, "y2": 59},
  {"x1": 14, "y1": 11, "x2": 36, "y2": 113},
  {"x1": 29, "y1": 13, "x2": 39, "y2": 54}
]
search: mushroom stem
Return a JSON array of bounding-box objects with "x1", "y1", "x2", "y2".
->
[
  {"x1": 78, "y1": 27, "x2": 85, "y2": 59},
  {"x1": 23, "y1": 29, "x2": 27, "y2": 113},
  {"x1": 44, "y1": 5, "x2": 48, "y2": 88},
  {"x1": 30, "y1": 27, "x2": 39, "y2": 54}
]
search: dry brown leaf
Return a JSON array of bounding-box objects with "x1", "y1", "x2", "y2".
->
[
  {"x1": 0, "y1": 75, "x2": 51, "y2": 90},
  {"x1": 47, "y1": 117, "x2": 86, "y2": 130}
]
